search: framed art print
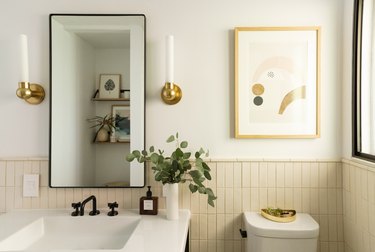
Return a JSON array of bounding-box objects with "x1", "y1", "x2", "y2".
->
[
  {"x1": 234, "y1": 27, "x2": 320, "y2": 138},
  {"x1": 99, "y1": 74, "x2": 121, "y2": 99},
  {"x1": 112, "y1": 105, "x2": 130, "y2": 142}
]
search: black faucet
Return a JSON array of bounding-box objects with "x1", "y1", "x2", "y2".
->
[{"x1": 80, "y1": 195, "x2": 100, "y2": 216}]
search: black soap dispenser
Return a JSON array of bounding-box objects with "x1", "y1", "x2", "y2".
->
[{"x1": 140, "y1": 186, "x2": 158, "y2": 215}]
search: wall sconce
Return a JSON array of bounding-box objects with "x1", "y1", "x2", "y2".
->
[
  {"x1": 161, "y1": 35, "x2": 182, "y2": 105},
  {"x1": 16, "y1": 34, "x2": 45, "y2": 105}
]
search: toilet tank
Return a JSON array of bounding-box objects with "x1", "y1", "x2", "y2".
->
[{"x1": 243, "y1": 212, "x2": 319, "y2": 252}]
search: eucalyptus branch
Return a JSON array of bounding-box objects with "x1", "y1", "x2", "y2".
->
[{"x1": 126, "y1": 133, "x2": 217, "y2": 207}]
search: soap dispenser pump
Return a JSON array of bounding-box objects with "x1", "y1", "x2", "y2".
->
[{"x1": 140, "y1": 186, "x2": 158, "y2": 215}]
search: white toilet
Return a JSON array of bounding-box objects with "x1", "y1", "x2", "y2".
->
[{"x1": 243, "y1": 211, "x2": 319, "y2": 252}]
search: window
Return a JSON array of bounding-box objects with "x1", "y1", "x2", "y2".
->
[{"x1": 353, "y1": 0, "x2": 375, "y2": 161}]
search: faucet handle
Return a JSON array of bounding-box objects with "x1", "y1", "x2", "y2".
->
[
  {"x1": 71, "y1": 202, "x2": 81, "y2": 216},
  {"x1": 107, "y1": 202, "x2": 119, "y2": 216}
]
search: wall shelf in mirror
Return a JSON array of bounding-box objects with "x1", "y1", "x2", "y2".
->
[{"x1": 91, "y1": 89, "x2": 130, "y2": 101}]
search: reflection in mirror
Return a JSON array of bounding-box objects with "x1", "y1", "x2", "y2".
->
[
  {"x1": 49, "y1": 14, "x2": 145, "y2": 187},
  {"x1": 353, "y1": 0, "x2": 375, "y2": 161}
]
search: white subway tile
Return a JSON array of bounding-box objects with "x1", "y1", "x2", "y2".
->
[
  {"x1": 284, "y1": 163, "x2": 293, "y2": 187},
  {"x1": 319, "y1": 215, "x2": 329, "y2": 241},
  {"x1": 233, "y1": 163, "x2": 242, "y2": 188},
  {"x1": 319, "y1": 189, "x2": 328, "y2": 214},
  {"x1": 302, "y1": 188, "x2": 310, "y2": 213},
  {"x1": 328, "y1": 189, "x2": 337, "y2": 215},
  {"x1": 259, "y1": 163, "x2": 267, "y2": 187},
  {"x1": 267, "y1": 187, "x2": 276, "y2": 208},
  {"x1": 311, "y1": 162, "x2": 319, "y2": 188},
  {"x1": 225, "y1": 188, "x2": 234, "y2": 213},
  {"x1": 0, "y1": 162, "x2": 6, "y2": 186},
  {"x1": 233, "y1": 188, "x2": 242, "y2": 213},
  {"x1": 343, "y1": 163, "x2": 350, "y2": 191},
  {"x1": 6, "y1": 162, "x2": 14, "y2": 187},
  {"x1": 276, "y1": 162, "x2": 285, "y2": 188},
  {"x1": 225, "y1": 214, "x2": 234, "y2": 240},
  {"x1": 200, "y1": 192, "x2": 208, "y2": 214},
  {"x1": 200, "y1": 214, "x2": 208, "y2": 240},
  {"x1": 225, "y1": 163, "x2": 234, "y2": 188},
  {"x1": 0, "y1": 187, "x2": 5, "y2": 212},
  {"x1": 329, "y1": 215, "x2": 338, "y2": 242},
  {"x1": 293, "y1": 188, "x2": 302, "y2": 212},
  {"x1": 216, "y1": 188, "x2": 225, "y2": 214},
  {"x1": 207, "y1": 214, "x2": 217, "y2": 240},
  {"x1": 310, "y1": 188, "x2": 319, "y2": 215},
  {"x1": 191, "y1": 214, "x2": 200, "y2": 239},
  {"x1": 267, "y1": 163, "x2": 276, "y2": 187},
  {"x1": 199, "y1": 240, "x2": 208, "y2": 252},
  {"x1": 337, "y1": 163, "x2": 343, "y2": 188},
  {"x1": 207, "y1": 240, "x2": 216, "y2": 252},
  {"x1": 216, "y1": 214, "x2": 225, "y2": 239},
  {"x1": 259, "y1": 188, "x2": 267, "y2": 209},
  {"x1": 250, "y1": 163, "x2": 259, "y2": 187},
  {"x1": 319, "y1": 163, "x2": 328, "y2": 188},
  {"x1": 216, "y1": 163, "x2": 225, "y2": 188},
  {"x1": 242, "y1": 188, "x2": 250, "y2": 211},
  {"x1": 293, "y1": 162, "x2": 302, "y2": 187},
  {"x1": 250, "y1": 188, "x2": 259, "y2": 211},
  {"x1": 302, "y1": 162, "x2": 311, "y2": 187},
  {"x1": 276, "y1": 188, "x2": 285, "y2": 209},
  {"x1": 242, "y1": 162, "x2": 251, "y2": 188},
  {"x1": 328, "y1": 163, "x2": 337, "y2": 188},
  {"x1": 14, "y1": 162, "x2": 23, "y2": 187},
  {"x1": 14, "y1": 187, "x2": 22, "y2": 209},
  {"x1": 48, "y1": 188, "x2": 57, "y2": 208},
  {"x1": 56, "y1": 189, "x2": 65, "y2": 208},
  {"x1": 5, "y1": 187, "x2": 14, "y2": 211},
  {"x1": 284, "y1": 188, "x2": 293, "y2": 209},
  {"x1": 362, "y1": 169, "x2": 369, "y2": 200}
]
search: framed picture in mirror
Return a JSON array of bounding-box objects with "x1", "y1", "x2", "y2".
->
[
  {"x1": 99, "y1": 74, "x2": 121, "y2": 99},
  {"x1": 112, "y1": 105, "x2": 130, "y2": 142}
]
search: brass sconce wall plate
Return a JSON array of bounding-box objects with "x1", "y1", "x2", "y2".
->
[
  {"x1": 16, "y1": 82, "x2": 45, "y2": 105},
  {"x1": 161, "y1": 82, "x2": 182, "y2": 105}
]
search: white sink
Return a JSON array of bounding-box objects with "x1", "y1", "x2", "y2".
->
[{"x1": 0, "y1": 215, "x2": 141, "y2": 251}]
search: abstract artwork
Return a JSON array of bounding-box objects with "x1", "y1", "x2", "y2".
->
[
  {"x1": 235, "y1": 27, "x2": 320, "y2": 138},
  {"x1": 112, "y1": 105, "x2": 130, "y2": 142},
  {"x1": 99, "y1": 74, "x2": 121, "y2": 99}
]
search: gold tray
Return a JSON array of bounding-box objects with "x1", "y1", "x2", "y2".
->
[{"x1": 261, "y1": 209, "x2": 296, "y2": 223}]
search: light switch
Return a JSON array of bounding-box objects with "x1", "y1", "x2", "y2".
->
[{"x1": 23, "y1": 174, "x2": 39, "y2": 197}]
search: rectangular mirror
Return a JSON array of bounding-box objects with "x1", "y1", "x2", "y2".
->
[{"x1": 49, "y1": 14, "x2": 145, "y2": 187}]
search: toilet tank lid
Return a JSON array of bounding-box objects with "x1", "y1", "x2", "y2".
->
[{"x1": 243, "y1": 212, "x2": 319, "y2": 239}]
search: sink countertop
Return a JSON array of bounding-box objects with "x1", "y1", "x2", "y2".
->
[{"x1": 0, "y1": 209, "x2": 191, "y2": 252}]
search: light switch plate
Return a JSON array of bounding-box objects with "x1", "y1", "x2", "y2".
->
[{"x1": 23, "y1": 174, "x2": 39, "y2": 197}]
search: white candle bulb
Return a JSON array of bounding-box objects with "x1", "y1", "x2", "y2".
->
[
  {"x1": 19, "y1": 34, "x2": 29, "y2": 82},
  {"x1": 166, "y1": 35, "x2": 174, "y2": 87}
]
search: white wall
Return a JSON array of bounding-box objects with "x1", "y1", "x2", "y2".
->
[{"x1": 0, "y1": 0, "x2": 343, "y2": 159}]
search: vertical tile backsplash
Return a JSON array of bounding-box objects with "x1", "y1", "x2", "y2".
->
[{"x1": 0, "y1": 158, "x2": 344, "y2": 252}]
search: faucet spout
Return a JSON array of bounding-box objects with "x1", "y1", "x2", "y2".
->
[{"x1": 80, "y1": 195, "x2": 100, "y2": 216}]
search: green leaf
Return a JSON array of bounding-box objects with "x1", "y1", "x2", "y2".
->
[
  {"x1": 198, "y1": 187, "x2": 206, "y2": 194},
  {"x1": 166, "y1": 135, "x2": 175, "y2": 143},
  {"x1": 126, "y1": 153, "x2": 135, "y2": 162},
  {"x1": 132, "y1": 150, "x2": 141, "y2": 158},
  {"x1": 205, "y1": 188, "x2": 215, "y2": 197},
  {"x1": 189, "y1": 184, "x2": 198, "y2": 193},
  {"x1": 150, "y1": 153, "x2": 159, "y2": 164},
  {"x1": 172, "y1": 160, "x2": 179, "y2": 172},
  {"x1": 202, "y1": 162, "x2": 211, "y2": 171},
  {"x1": 176, "y1": 148, "x2": 184, "y2": 158},
  {"x1": 176, "y1": 132, "x2": 179, "y2": 139},
  {"x1": 149, "y1": 146, "x2": 155, "y2": 153},
  {"x1": 195, "y1": 151, "x2": 200, "y2": 158},
  {"x1": 208, "y1": 197, "x2": 215, "y2": 207},
  {"x1": 142, "y1": 150, "x2": 148, "y2": 156},
  {"x1": 204, "y1": 170, "x2": 212, "y2": 180},
  {"x1": 183, "y1": 152, "x2": 191, "y2": 159},
  {"x1": 180, "y1": 141, "x2": 188, "y2": 148}
]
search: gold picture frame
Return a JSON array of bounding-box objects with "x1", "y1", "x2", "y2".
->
[{"x1": 234, "y1": 27, "x2": 321, "y2": 139}]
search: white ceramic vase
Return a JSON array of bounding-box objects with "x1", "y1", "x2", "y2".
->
[{"x1": 165, "y1": 183, "x2": 179, "y2": 220}]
